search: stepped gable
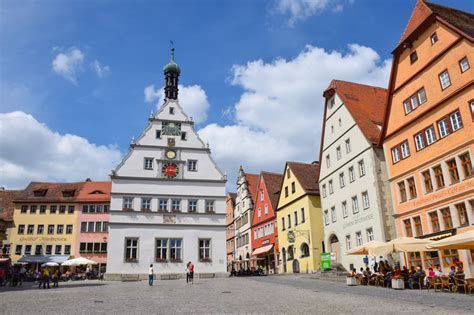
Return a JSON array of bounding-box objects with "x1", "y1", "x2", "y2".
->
[
  {"x1": 287, "y1": 162, "x2": 320, "y2": 195},
  {"x1": 260, "y1": 172, "x2": 283, "y2": 210},
  {"x1": 324, "y1": 80, "x2": 387, "y2": 144}
]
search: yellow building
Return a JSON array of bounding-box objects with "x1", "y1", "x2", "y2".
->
[
  {"x1": 276, "y1": 162, "x2": 324, "y2": 273},
  {"x1": 9, "y1": 182, "x2": 83, "y2": 263}
]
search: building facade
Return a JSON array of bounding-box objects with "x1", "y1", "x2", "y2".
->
[
  {"x1": 251, "y1": 171, "x2": 282, "y2": 274},
  {"x1": 75, "y1": 181, "x2": 111, "y2": 272},
  {"x1": 225, "y1": 192, "x2": 236, "y2": 271},
  {"x1": 0, "y1": 189, "x2": 22, "y2": 258},
  {"x1": 318, "y1": 80, "x2": 395, "y2": 271},
  {"x1": 381, "y1": 1, "x2": 474, "y2": 276},
  {"x1": 9, "y1": 182, "x2": 83, "y2": 263},
  {"x1": 276, "y1": 162, "x2": 324, "y2": 273},
  {"x1": 234, "y1": 167, "x2": 258, "y2": 270},
  {"x1": 105, "y1": 50, "x2": 227, "y2": 280}
]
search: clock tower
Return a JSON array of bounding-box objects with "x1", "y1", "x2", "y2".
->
[{"x1": 106, "y1": 49, "x2": 227, "y2": 280}]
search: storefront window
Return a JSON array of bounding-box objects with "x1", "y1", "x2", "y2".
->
[{"x1": 441, "y1": 249, "x2": 458, "y2": 267}]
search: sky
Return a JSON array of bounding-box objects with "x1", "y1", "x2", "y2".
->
[{"x1": 1, "y1": 0, "x2": 472, "y2": 190}]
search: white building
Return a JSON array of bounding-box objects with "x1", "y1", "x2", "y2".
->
[
  {"x1": 105, "y1": 49, "x2": 227, "y2": 280},
  {"x1": 233, "y1": 167, "x2": 258, "y2": 270},
  {"x1": 318, "y1": 80, "x2": 396, "y2": 271}
]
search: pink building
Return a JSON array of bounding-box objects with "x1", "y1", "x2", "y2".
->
[{"x1": 75, "y1": 181, "x2": 111, "y2": 271}]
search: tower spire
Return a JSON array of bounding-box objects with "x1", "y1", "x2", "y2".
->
[{"x1": 163, "y1": 45, "x2": 181, "y2": 100}]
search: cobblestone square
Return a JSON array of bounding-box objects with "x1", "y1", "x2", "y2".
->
[{"x1": 1, "y1": 275, "x2": 473, "y2": 314}]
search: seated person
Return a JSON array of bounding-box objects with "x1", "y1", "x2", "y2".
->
[
  {"x1": 408, "y1": 267, "x2": 424, "y2": 289},
  {"x1": 455, "y1": 266, "x2": 464, "y2": 277},
  {"x1": 434, "y1": 265, "x2": 443, "y2": 277},
  {"x1": 448, "y1": 266, "x2": 456, "y2": 278}
]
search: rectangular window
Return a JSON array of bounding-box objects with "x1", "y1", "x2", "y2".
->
[
  {"x1": 188, "y1": 200, "x2": 197, "y2": 212},
  {"x1": 398, "y1": 181, "x2": 407, "y2": 203},
  {"x1": 324, "y1": 210, "x2": 329, "y2": 226},
  {"x1": 171, "y1": 199, "x2": 181, "y2": 212},
  {"x1": 460, "y1": 153, "x2": 473, "y2": 178},
  {"x1": 205, "y1": 200, "x2": 215, "y2": 213},
  {"x1": 431, "y1": 32, "x2": 438, "y2": 44},
  {"x1": 90, "y1": 205, "x2": 96, "y2": 213},
  {"x1": 282, "y1": 217, "x2": 286, "y2": 230},
  {"x1": 425, "y1": 126, "x2": 436, "y2": 145},
  {"x1": 68, "y1": 205, "x2": 75, "y2": 214},
  {"x1": 400, "y1": 142, "x2": 410, "y2": 159},
  {"x1": 331, "y1": 206, "x2": 336, "y2": 223},
  {"x1": 141, "y1": 198, "x2": 151, "y2": 210},
  {"x1": 404, "y1": 100, "x2": 412, "y2": 114},
  {"x1": 260, "y1": 191, "x2": 264, "y2": 202},
  {"x1": 429, "y1": 211, "x2": 440, "y2": 233},
  {"x1": 37, "y1": 224, "x2": 44, "y2": 234},
  {"x1": 181, "y1": 132, "x2": 187, "y2": 141},
  {"x1": 456, "y1": 203, "x2": 469, "y2": 226},
  {"x1": 169, "y1": 239, "x2": 182, "y2": 261},
  {"x1": 326, "y1": 154, "x2": 331, "y2": 168},
  {"x1": 264, "y1": 204, "x2": 268, "y2": 215},
  {"x1": 123, "y1": 197, "x2": 134, "y2": 210},
  {"x1": 125, "y1": 238, "x2": 139, "y2": 261},
  {"x1": 15, "y1": 245, "x2": 22, "y2": 255},
  {"x1": 257, "y1": 208, "x2": 261, "y2": 218},
  {"x1": 48, "y1": 224, "x2": 54, "y2": 234},
  {"x1": 438, "y1": 118, "x2": 450, "y2": 138},
  {"x1": 101, "y1": 243, "x2": 107, "y2": 253},
  {"x1": 50, "y1": 205, "x2": 57, "y2": 214},
  {"x1": 345, "y1": 139, "x2": 351, "y2": 153},
  {"x1": 24, "y1": 245, "x2": 31, "y2": 255},
  {"x1": 441, "y1": 208, "x2": 453, "y2": 229},
  {"x1": 348, "y1": 166, "x2": 355, "y2": 182},
  {"x1": 410, "y1": 94, "x2": 419, "y2": 110},
  {"x1": 188, "y1": 160, "x2": 198, "y2": 171},
  {"x1": 328, "y1": 180, "x2": 333, "y2": 194},
  {"x1": 158, "y1": 199, "x2": 168, "y2": 212},
  {"x1": 358, "y1": 160, "x2": 366, "y2": 176},
  {"x1": 450, "y1": 111, "x2": 463, "y2": 131},
  {"x1": 336, "y1": 146, "x2": 341, "y2": 160},
  {"x1": 439, "y1": 70, "x2": 451, "y2": 90},
  {"x1": 45, "y1": 245, "x2": 52, "y2": 255},
  {"x1": 322, "y1": 184, "x2": 327, "y2": 198},
  {"x1": 300, "y1": 208, "x2": 305, "y2": 223},
  {"x1": 55, "y1": 245, "x2": 62, "y2": 255},
  {"x1": 27, "y1": 224, "x2": 34, "y2": 234},
  {"x1": 102, "y1": 222, "x2": 108, "y2": 232},
  {"x1": 81, "y1": 222, "x2": 87, "y2": 232},
  {"x1": 65, "y1": 225, "x2": 73, "y2": 234},
  {"x1": 351, "y1": 196, "x2": 359, "y2": 214},
  {"x1": 356, "y1": 231, "x2": 363, "y2": 246},
  {"x1": 155, "y1": 238, "x2": 168, "y2": 261},
  {"x1": 342, "y1": 201, "x2": 348, "y2": 218},
  {"x1": 366, "y1": 228, "x2": 374, "y2": 241},
  {"x1": 410, "y1": 51, "x2": 418, "y2": 63},
  {"x1": 413, "y1": 216, "x2": 423, "y2": 236},
  {"x1": 39, "y1": 205, "x2": 46, "y2": 214},
  {"x1": 345, "y1": 235, "x2": 352, "y2": 250},
  {"x1": 339, "y1": 173, "x2": 345, "y2": 188},
  {"x1": 362, "y1": 191, "x2": 370, "y2": 209},
  {"x1": 17, "y1": 224, "x2": 25, "y2": 234},
  {"x1": 407, "y1": 177, "x2": 417, "y2": 199},
  {"x1": 57, "y1": 225, "x2": 64, "y2": 234},
  {"x1": 59, "y1": 205, "x2": 66, "y2": 214},
  {"x1": 422, "y1": 170, "x2": 433, "y2": 193},
  {"x1": 441, "y1": 249, "x2": 459, "y2": 268},
  {"x1": 418, "y1": 88, "x2": 427, "y2": 104},
  {"x1": 414, "y1": 133, "x2": 425, "y2": 151},
  {"x1": 64, "y1": 245, "x2": 71, "y2": 255},
  {"x1": 144, "y1": 158, "x2": 154, "y2": 170},
  {"x1": 392, "y1": 147, "x2": 401, "y2": 163},
  {"x1": 404, "y1": 219, "x2": 413, "y2": 237},
  {"x1": 156, "y1": 130, "x2": 162, "y2": 139},
  {"x1": 294, "y1": 210, "x2": 298, "y2": 225},
  {"x1": 291, "y1": 182, "x2": 296, "y2": 193},
  {"x1": 35, "y1": 245, "x2": 42, "y2": 255},
  {"x1": 287, "y1": 214, "x2": 291, "y2": 228},
  {"x1": 87, "y1": 222, "x2": 95, "y2": 232},
  {"x1": 459, "y1": 57, "x2": 470, "y2": 73},
  {"x1": 446, "y1": 159, "x2": 460, "y2": 184},
  {"x1": 433, "y1": 165, "x2": 445, "y2": 189},
  {"x1": 21, "y1": 205, "x2": 28, "y2": 213},
  {"x1": 199, "y1": 239, "x2": 211, "y2": 261},
  {"x1": 30, "y1": 205, "x2": 37, "y2": 214},
  {"x1": 284, "y1": 186, "x2": 288, "y2": 197}
]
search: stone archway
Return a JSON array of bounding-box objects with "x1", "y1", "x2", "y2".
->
[{"x1": 329, "y1": 234, "x2": 340, "y2": 263}]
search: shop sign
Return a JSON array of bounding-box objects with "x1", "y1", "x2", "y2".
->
[
  {"x1": 320, "y1": 252, "x2": 331, "y2": 270},
  {"x1": 19, "y1": 236, "x2": 67, "y2": 242}
]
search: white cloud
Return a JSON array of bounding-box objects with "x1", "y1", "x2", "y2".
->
[
  {"x1": 52, "y1": 48, "x2": 84, "y2": 84},
  {"x1": 198, "y1": 44, "x2": 391, "y2": 188},
  {"x1": 144, "y1": 84, "x2": 210, "y2": 124},
  {"x1": 275, "y1": 0, "x2": 338, "y2": 25},
  {"x1": 0, "y1": 111, "x2": 122, "y2": 189},
  {"x1": 93, "y1": 59, "x2": 110, "y2": 78}
]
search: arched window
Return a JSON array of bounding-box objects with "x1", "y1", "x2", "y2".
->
[
  {"x1": 287, "y1": 245, "x2": 294, "y2": 260},
  {"x1": 300, "y1": 243, "x2": 310, "y2": 258}
]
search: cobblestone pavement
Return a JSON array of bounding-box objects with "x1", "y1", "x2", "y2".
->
[{"x1": 0, "y1": 275, "x2": 472, "y2": 314}]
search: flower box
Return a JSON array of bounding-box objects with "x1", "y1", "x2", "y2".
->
[
  {"x1": 346, "y1": 276, "x2": 358, "y2": 286},
  {"x1": 125, "y1": 258, "x2": 138, "y2": 263},
  {"x1": 392, "y1": 278, "x2": 405, "y2": 290}
]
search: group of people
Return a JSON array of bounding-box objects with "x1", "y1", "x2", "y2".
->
[
  {"x1": 350, "y1": 257, "x2": 465, "y2": 290},
  {"x1": 0, "y1": 265, "x2": 27, "y2": 287},
  {"x1": 35, "y1": 268, "x2": 60, "y2": 289},
  {"x1": 147, "y1": 261, "x2": 194, "y2": 286}
]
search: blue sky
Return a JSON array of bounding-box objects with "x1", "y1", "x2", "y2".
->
[{"x1": 0, "y1": 0, "x2": 471, "y2": 189}]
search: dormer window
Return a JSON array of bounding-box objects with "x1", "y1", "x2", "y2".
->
[
  {"x1": 431, "y1": 32, "x2": 438, "y2": 45},
  {"x1": 169, "y1": 107, "x2": 175, "y2": 114},
  {"x1": 62, "y1": 190, "x2": 75, "y2": 197},
  {"x1": 33, "y1": 189, "x2": 47, "y2": 197},
  {"x1": 90, "y1": 190, "x2": 105, "y2": 195},
  {"x1": 410, "y1": 51, "x2": 418, "y2": 64}
]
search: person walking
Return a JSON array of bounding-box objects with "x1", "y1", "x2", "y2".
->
[
  {"x1": 148, "y1": 264, "x2": 154, "y2": 286},
  {"x1": 52, "y1": 270, "x2": 59, "y2": 288},
  {"x1": 42, "y1": 267, "x2": 50, "y2": 289},
  {"x1": 186, "y1": 261, "x2": 194, "y2": 284}
]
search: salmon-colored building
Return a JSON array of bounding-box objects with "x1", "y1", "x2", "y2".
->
[
  {"x1": 226, "y1": 192, "x2": 236, "y2": 270},
  {"x1": 251, "y1": 172, "x2": 283, "y2": 274},
  {"x1": 75, "y1": 181, "x2": 111, "y2": 272},
  {"x1": 381, "y1": 0, "x2": 473, "y2": 276}
]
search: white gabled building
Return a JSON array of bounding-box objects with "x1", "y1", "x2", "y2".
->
[
  {"x1": 318, "y1": 80, "x2": 396, "y2": 271},
  {"x1": 105, "y1": 49, "x2": 227, "y2": 280}
]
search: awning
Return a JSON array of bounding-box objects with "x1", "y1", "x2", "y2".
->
[
  {"x1": 18, "y1": 255, "x2": 70, "y2": 264},
  {"x1": 252, "y1": 244, "x2": 273, "y2": 256}
]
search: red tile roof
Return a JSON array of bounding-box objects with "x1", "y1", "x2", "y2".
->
[
  {"x1": 76, "y1": 181, "x2": 111, "y2": 202},
  {"x1": 287, "y1": 162, "x2": 320, "y2": 195},
  {"x1": 0, "y1": 190, "x2": 23, "y2": 222},
  {"x1": 324, "y1": 80, "x2": 388, "y2": 144},
  {"x1": 398, "y1": 0, "x2": 474, "y2": 48},
  {"x1": 261, "y1": 172, "x2": 283, "y2": 211},
  {"x1": 245, "y1": 173, "x2": 260, "y2": 204}
]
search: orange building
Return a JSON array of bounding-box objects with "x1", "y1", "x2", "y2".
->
[{"x1": 381, "y1": 1, "x2": 473, "y2": 276}]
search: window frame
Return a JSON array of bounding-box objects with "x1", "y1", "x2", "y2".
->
[
  {"x1": 459, "y1": 56, "x2": 470, "y2": 73},
  {"x1": 438, "y1": 69, "x2": 451, "y2": 90},
  {"x1": 124, "y1": 237, "x2": 139, "y2": 262},
  {"x1": 198, "y1": 238, "x2": 211, "y2": 262},
  {"x1": 144, "y1": 157, "x2": 154, "y2": 170}
]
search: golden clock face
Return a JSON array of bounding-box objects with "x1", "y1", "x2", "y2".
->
[{"x1": 166, "y1": 150, "x2": 176, "y2": 159}]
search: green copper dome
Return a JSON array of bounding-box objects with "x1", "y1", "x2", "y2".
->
[{"x1": 163, "y1": 48, "x2": 181, "y2": 74}]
